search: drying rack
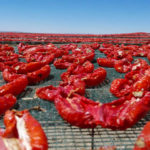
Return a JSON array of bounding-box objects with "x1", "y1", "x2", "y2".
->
[{"x1": 0, "y1": 43, "x2": 149, "y2": 150}]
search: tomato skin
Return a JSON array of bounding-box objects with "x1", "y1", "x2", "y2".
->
[
  {"x1": 36, "y1": 79, "x2": 86, "y2": 102},
  {"x1": 97, "y1": 58, "x2": 115, "y2": 68},
  {"x1": 54, "y1": 48, "x2": 69, "y2": 58},
  {"x1": 18, "y1": 43, "x2": 35, "y2": 54},
  {"x1": 82, "y1": 51, "x2": 95, "y2": 62},
  {"x1": 3, "y1": 64, "x2": 50, "y2": 85},
  {"x1": 12, "y1": 62, "x2": 45, "y2": 74},
  {"x1": 61, "y1": 61, "x2": 94, "y2": 81},
  {"x1": 99, "y1": 47, "x2": 112, "y2": 53},
  {"x1": 60, "y1": 43, "x2": 77, "y2": 51},
  {"x1": 81, "y1": 44, "x2": 91, "y2": 49},
  {"x1": 61, "y1": 53, "x2": 91, "y2": 64},
  {"x1": 83, "y1": 67, "x2": 106, "y2": 87},
  {"x1": 114, "y1": 58, "x2": 131, "y2": 73},
  {"x1": 133, "y1": 49, "x2": 147, "y2": 57},
  {"x1": 2, "y1": 68, "x2": 22, "y2": 82},
  {"x1": 131, "y1": 69, "x2": 150, "y2": 98},
  {"x1": 20, "y1": 110, "x2": 48, "y2": 150},
  {"x1": 19, "y1": 43, "x2": 69, "y2": 60},
  {"x1": 21, "y1": 46, "x2": 49, "y2": 55},
  {"x1": 54, "y1": 46, "x2": 95, "y2": 70},
  {"x1": 0, "y1": 110, "x2": 48, "y2": 150},
  {"x1": 60, "y1": 79, "x2": 86, "y2": 96},
  {"x1": 125, "y1": 70, "x2": 142, "y2": 82},
  {"x1": 0, "y1": 94, "x2": 16, "y2": 115},
  {"x1": 27, "y1": 65, "x2": 50, "y2": 85},
  {"x1": 126, "y1": 54, "x2": 133, "y2": 62},
  {"x1": 3, "y1": 59, "x2": 18, "y2": 66},
  {"x1": 90, "y1": 42, "x2": 100, "y2": 50},
  {"x1": 61, "y1": 67, "x2": 106, "y2": 87},
  {"x1": 111, "y1": 66, "x2": 150, "y2": 98},
  {"x1": 71, "y1": 61, "x2": 94, "y2": 74},
  {"x1": 62, "y1": 54, "x2": 76, "y2": 63},
  {"x1": 54, "y1": 93, "x2": 99, "y2": 128},
  {"x1": 72, "y1": 47, "x2": 95, "y2": 62},
  {"x1": 96, "y1": 92, "x2": 150, "y2": 130},
  {"x1": 110, "y1": 78, "x2": 131, "y2": 97},
  {"x1": 25, "y1": 53, "x2": 55, "y2": 64},
  {"x1": 0, "y1": 44, "x2": 14, "y2": 52},
  {"x1": 0, "y1": 75, "x2": 28, "y2": 96},
  {"x1": 2, "y1": 110, "x2": 18, "y2": 138},
  {"x1": 124, "y1": 59, "x2": 149, "y2": 83},
  {"x1": 36, "y1": 85, "x2": 58, "y2": 102},
  {"x1": 134, "y1": 121, "x2": 150, "y2": 150},
  {"x1": 0, "y1": 62, "x2": 8, "y2": 71},
  {"x1": 53, "y1": 58, "x2": 72, "y2": 69},
  {"x1": 131, "y1": 59, "x2": 149, "y2": 71},
  {"x1": 147, "y1": 50, "x2": 150, "y2": 61},
  {"x1": 54, "y1": 90, "x2": 150, "y2": 130},
  {"x1": 0, "y1": 52, "x2": 19, "y2": 66}
]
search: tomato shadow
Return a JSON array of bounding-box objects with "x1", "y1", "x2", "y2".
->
[
  {"x1": 46, "y1": 74, "x2": 55, "y2": 80},
  {"x1": 13, "y1": 102, "x2": 20, "y2": 109}
]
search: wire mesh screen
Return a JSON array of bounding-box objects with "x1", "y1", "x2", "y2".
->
[{"x1": 0, "y1": 44, "x2": 150, "y2": 150}]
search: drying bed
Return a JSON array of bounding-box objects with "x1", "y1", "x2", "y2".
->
[{"x1": 0, "y1": 44, "x2": 149, "y2": 150}]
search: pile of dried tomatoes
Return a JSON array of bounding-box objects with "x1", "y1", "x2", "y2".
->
[{"x1": 0, "y1": 42, "x2": 150, "y2": 149}]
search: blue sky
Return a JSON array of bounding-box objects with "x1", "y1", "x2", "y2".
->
[{"x1": 0, "y1": 0, "x2": 150, "y2": 34}]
